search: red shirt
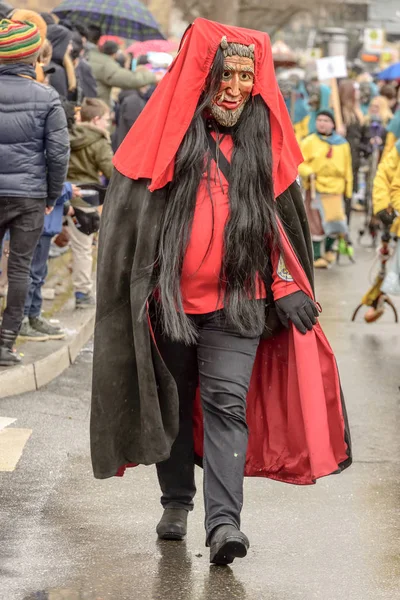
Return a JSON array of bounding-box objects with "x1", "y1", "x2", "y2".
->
[{"x1": 181, "y1": 134, "x2": 298, "y2": 314}]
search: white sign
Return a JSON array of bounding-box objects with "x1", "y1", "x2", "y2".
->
[
  {"x1": 364, "y1": 28, "x2": 385, "y2": 53},
  {"x1": 316, "y1": 55, "x2": 348, "y2": 81}
]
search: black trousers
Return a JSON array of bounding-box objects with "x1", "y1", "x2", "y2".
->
[
  {"x1": 0, "y1": 197, "x2": 45, "y2": 333},
  {"x1": 153, "y1": 308, "x2": 261, "y2": 543}
]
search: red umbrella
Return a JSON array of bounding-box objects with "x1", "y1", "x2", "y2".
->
[{"x1": 127, "y1": 38, "x2": 178, "y2": 56}]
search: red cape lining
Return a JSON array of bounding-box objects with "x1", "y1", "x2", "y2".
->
[{"x1": 116, "y1": 219, "x2": 350, "y2": 485}]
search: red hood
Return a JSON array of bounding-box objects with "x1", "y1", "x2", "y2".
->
[{"x1": 113, "y1": 17, "x2": 303, "y2": 197}]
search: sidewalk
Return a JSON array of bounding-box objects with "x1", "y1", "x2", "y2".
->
[{"x1": 0, "y1": 249, "x2": 95, "y2": 399}]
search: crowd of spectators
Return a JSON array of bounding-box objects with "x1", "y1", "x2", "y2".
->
[{"x1": 0, "y1": 6, "x2": 165, "y2": 366}]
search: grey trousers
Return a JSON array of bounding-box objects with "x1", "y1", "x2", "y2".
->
[{"x1": 153, "y1": 308, "x2": 260, "y2": 543}]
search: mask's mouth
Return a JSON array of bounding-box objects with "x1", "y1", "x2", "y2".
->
[{"x1": 214, "y1": 90, "x2": 244, "y2": 111}]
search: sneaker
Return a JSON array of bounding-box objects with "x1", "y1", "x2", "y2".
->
[
  {"x1": 313, "y1": 257, "x2": 329, "y2": 269},
  {"x1": 29, "y1": 316, "x2": 65, "y2": 340},
  {"x1": 75, "y1": 292, "x2": 96, "y2": 309},
  {"x1": 18, "y1": 317, "x2": 49, "y2": 342},
  {"x1": 323, "y1": 251, "x2": 337, "y2": 264}
]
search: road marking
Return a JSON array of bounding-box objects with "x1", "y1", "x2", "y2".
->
[
  {"x1": 0, "y1": 427, "x2": 32, "y2": 472},
  {"x1": 0, "y1": 417, "x2": 16, "y2": 432}
]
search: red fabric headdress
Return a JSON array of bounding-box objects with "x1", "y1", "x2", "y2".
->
[{"x1": 114, "y1": 18, "x2": 303, "y2": 197}]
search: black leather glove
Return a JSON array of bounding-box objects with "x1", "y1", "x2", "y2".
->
[
  {"x1": 275, "y1": 291, "x2": 319, "y2": 335},
  {"x1": 376, "y1": 209, "x2": 396, "y2": 227}
]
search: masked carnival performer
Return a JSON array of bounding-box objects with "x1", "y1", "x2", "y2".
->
[{"x1": 91, "y1": 19, "x2": 351, "y2": 566}]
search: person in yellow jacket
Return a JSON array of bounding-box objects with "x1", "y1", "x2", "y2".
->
[
  {"x1": 373, "y1": 139, "x2": 400, "y2": 237},
  {"x1": 299, "y1": 110, "x2": 353, "y2": 268},
  {"x1": 381, "y1": 109, "x2": 400, "y2": 162}
]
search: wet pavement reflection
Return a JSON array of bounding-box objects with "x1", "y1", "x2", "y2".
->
[{"x1": 2, "y1": 216, "x2": 400, "y2": 600}]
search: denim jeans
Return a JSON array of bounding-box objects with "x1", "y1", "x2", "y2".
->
[
  {"x1": 0, "y1": 197, "x2": 45, "y2": 332},
  {"x1": 24, "y1": 234, "x2": 52, "y2": 318},
  {"x1": 152, "y1": 307, "x2": 261, "y2": 543}
]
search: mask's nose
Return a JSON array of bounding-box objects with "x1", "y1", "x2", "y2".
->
[{"x1": 229, "y1": 74, "x2": 240, "y2": 97}]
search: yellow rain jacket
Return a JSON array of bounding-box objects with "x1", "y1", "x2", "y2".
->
[
  {"x1": 299, "y1": 133, "x2": 353, "y2": 198},
  {"x1": 294, "y1": 115, "x2": 310, "y2": 144},
  {"x1": 381, "y1": 110, "x2": 400, "y2": 162},
  {"x1": 373, "y1": 142, "x2": 400, "y2": 236}
]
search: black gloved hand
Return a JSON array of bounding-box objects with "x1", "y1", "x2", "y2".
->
[
  {"x1": 376, "y1": 209, "x2": 396, "y2": 227},
  {"x1": 275, "y1": 291, "x2": 319, "y2": 335}
]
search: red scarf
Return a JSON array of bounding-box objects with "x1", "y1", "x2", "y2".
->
[{"x1": 114, "y1": 18, "x2": 303, "y2": 197}]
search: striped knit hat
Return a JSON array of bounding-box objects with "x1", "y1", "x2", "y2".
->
[{"x1": 0, "y1": 19, "x2": 42, "y2": 64}]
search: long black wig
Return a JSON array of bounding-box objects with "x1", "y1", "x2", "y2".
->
[{"x1": 155, "y1": 48, "x2": 280, "y2": 344}]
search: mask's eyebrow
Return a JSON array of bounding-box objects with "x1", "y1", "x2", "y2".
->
[{"x1": 223, "y1": 63, "x2": 255, "y2": 74}]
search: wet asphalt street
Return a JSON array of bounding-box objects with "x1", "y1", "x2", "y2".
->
[{"x1": 1, "y1": 215, "x2": 400, "y2": 600}]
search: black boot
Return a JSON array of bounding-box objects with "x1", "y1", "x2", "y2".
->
[
  {"x1": 209, "y1": 524, "x2": 249, "y2": 565},
  {"x1": 0, "y1": 329, "x2": 21, "y2": 367},
  {"x1": 156, "y1": 508, "x2": 188, "y2": 541}
]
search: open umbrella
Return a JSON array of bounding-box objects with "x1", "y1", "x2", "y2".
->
[
  {"x1": 53, "y1": 0, "x2": 165, "y2": 41},
  {"x1": 377, "y1": 62, "x2": 400, "y2": 81}
]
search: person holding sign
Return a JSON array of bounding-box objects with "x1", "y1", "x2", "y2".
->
[{"x1": 299, "y1": 110, "x2": 353, "y2": 268}]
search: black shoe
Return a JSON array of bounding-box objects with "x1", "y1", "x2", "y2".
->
[
  {"x1": 156, "y1": 508, "x2": 188, "y2": 541},
  {"x1": 209, "y1": 525, "x2": 249, "y2": 565},
  {"x1": 0, "y1": 329, "x2": 22, "y2": 367}
]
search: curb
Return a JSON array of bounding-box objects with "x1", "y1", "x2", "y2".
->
[{"x1": 0, "y1": 311, "x2": 95, "y2": 399}]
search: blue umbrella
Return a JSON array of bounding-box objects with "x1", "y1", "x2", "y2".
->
[
  {"x1": 53, "y1": 0, "x2": 165, "y2": 41},
  {"x1": 377, "y1": 62, "x2": 400, "y2": 80}
]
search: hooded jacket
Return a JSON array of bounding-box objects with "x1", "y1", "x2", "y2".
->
[
  {"x1": 373, "y1": 141, "x2": 400, "y2": 215},
  {"x1": 299, "y1": 133, "x2": 353, "y2": 198},
  {"x1": 67, "y1": 123, "x2": 113, "y2": 186},
  {"x1": 47, "y1": 23, "x2": 74, "y2": 99},
  {"x1": 88, "y1": 46, "x2": 156, "y2": 107},
  {"x1": 382, "y1": 110, "x2": 400, "y2": 161},
  {"x1": 0, "y1": 63, "x2": 70, "y2": 205}
]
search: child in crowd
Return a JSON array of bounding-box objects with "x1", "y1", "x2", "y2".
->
[
  {"x1": 66, "y1": 98, "x2": 113, "y2": 308},
  {"x1": 300, "y1": 110, "x2": 353, "y2": 269},
  {"x1": 19, "y1": 184, "x2": 81, "y2": 341}
]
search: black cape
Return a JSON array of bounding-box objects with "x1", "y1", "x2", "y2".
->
[{"x1": 91, "y1": 170, "x2": 352, "y2": 480}]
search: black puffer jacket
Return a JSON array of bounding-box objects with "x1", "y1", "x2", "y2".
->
[{"x1": 0, "y1": 64, "x2": 70, "y2": 205}]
